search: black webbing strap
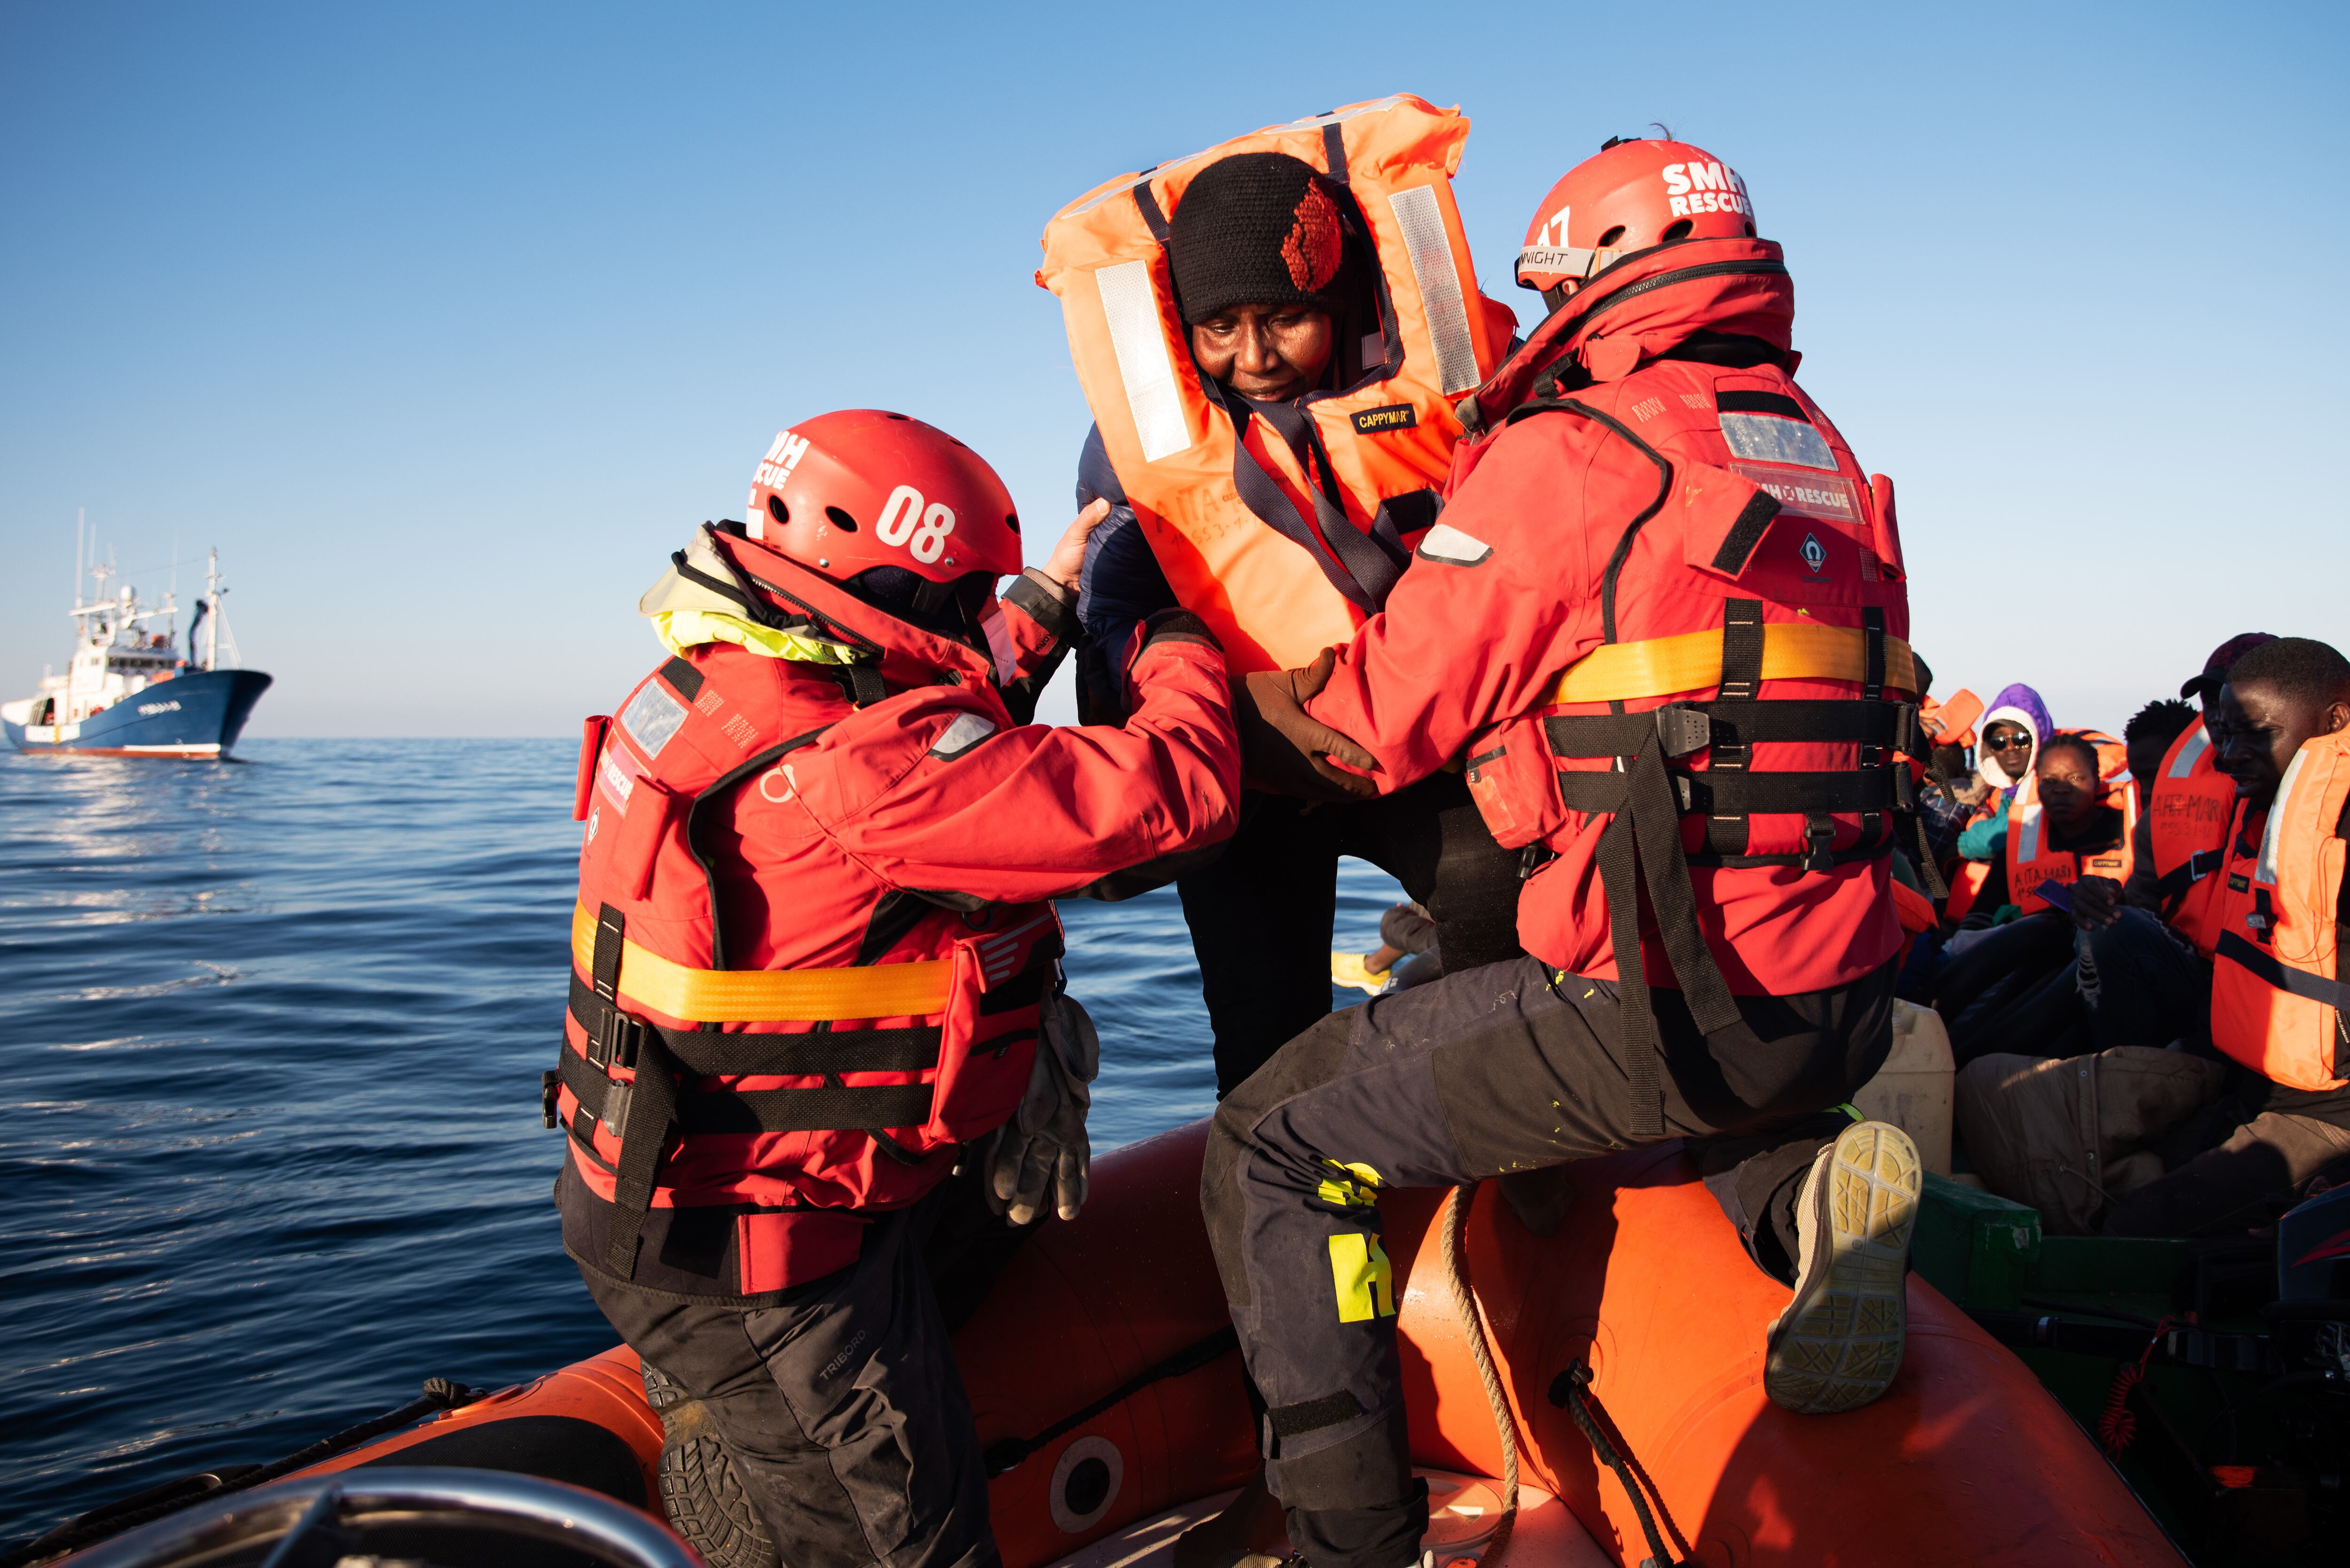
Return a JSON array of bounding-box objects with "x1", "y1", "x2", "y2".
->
[
  {"x1": 2156, "y1": 848, "x2": 2228, "y2": 901},
  {"x1": 1323, "y1": 120, "x2": 1348, "y2": 184},
  {"x1": 592, "y1": 903, "x2": 626, "y2": 1003},
  {"x1": 1707, "y1": 601, "x2": 1764, "y2": 857},
  {"x1": 1218, "y1": 388, "x2": 1408, "y2": 614},
  {"x1": 1856, "y1": 609, "x2": 1887, "y2": 856},
  {"x1": 567, "y1": 975, "x2": 940, "y2": 1076},
  {"x1": 1554, "y1": 766, "x2": 1898, "y2": 818},
  {"x1": 2217, "y1": 931, "x2": 2350, "y2": 1010},
  {"x1": 561, "y1": 1049, "x2": 933, "y2": 1138},
  {"x1": 1592, "y1": 725, "x2": 1747, "y2": 1140}
]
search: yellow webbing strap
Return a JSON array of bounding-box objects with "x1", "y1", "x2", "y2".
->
[
  {"x1": 1551, "y1": 622, "x2": 1917, "y2": 705},
  {"x1": 570, "y1": 904, "x2": 952, "y2": 1023}
]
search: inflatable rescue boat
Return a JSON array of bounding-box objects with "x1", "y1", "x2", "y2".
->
[{"x1": 20, "y1": 1117, "x2": 2188, "y2": 1568}]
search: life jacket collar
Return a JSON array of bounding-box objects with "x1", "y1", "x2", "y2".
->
[
  {"x1": 656, "y1": 525, "x2": 999, "y2": 694},
  {"x1": 1464, "y1": 237, "x2": 1794, "y2": 430}
]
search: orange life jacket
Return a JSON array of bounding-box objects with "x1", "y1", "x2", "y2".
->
[
  {"x1": 1036, "y1": 94, "x2": 1517, "y2": 672},
  {"x1": 2211, "y1": 730, "x2": 2350, "y2": 1092},
  {"x1": 2007, "y1": 731, "x2": 2136, "y2": 915},
  {"x1": 2147, "y1": 719, "x2": 2238, "y2": 956},
  {"x1": 1919, "y1": 687, "x2": 1983, "y2": 751}
]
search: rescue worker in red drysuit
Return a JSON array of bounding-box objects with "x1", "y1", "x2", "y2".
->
[
  {"x1": 553, "y1": 410, "x2": 1240, "y2": 1568},
  {"x1": 1201, "y1": 139, "x2": 1928, "y2": 1568},
  {"x1": 2106, "y1": 637, "x2": 2350, "y2": 1236}
]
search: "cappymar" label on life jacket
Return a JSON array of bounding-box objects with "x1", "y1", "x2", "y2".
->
[{"x1": 1350, "y1": 405, "x2": 1418, "y2": 435}]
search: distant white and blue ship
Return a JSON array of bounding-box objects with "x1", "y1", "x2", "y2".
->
[{"x1": 3, "y1": 541, "x2": 270, "y2": 759}]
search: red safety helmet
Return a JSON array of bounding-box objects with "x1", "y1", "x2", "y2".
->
[
  {"x1": 745, "y1": 409, "x2": 1023, "y2": 584},
  {"x1": 1515, "y1": 137, "x2": 1756, "y2": 303}
]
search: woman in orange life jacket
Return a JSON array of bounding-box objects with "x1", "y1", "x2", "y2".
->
[
  {"x1": 556, "y1": 411, "x2": 1242, "y2": 1568},
  {"x1": 1942, "y1": 685, "x2": 2054, "y2": 925},
  {"x1": 1194, "y1": 133, "x2": 1939, "y2": 1568},
  {"x1": 2107, "y1": 637, "x2": 2350, "y2": 1237},
  {"x1": 1071, "y1": 149, "x2": 1524, "y2": 1096}
]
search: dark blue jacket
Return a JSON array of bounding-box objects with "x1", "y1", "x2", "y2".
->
[{"x1": 1073, "y1": 426, "x2": 1177, "y2": 721}]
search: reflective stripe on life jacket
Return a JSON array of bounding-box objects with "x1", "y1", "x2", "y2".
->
[
  {"x1": 1037, "y1": 94, "x2": 1515, "y2": 672},
  {"x1": 2148, "y1": 719, "x2": 2238, "y2": 956},
  {"x1": 555, "y1": 643, "x2": 1056, "y2": 1293},
  {"x1": 2212, "y1": 731, "x2": 2350, "y2": 1092}
]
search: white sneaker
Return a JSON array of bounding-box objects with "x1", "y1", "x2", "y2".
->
[{"x1": 1763, "y1": 1120, "x2": 1920, "y2": 1414}]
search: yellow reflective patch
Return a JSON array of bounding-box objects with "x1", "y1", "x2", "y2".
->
[
  {"x1": 1328, "y1": 1232, "x2": 1397, "y2": 1323},
  {"x1": 1314, "y1": 1160, "x2": 1384, "y2": 1209},
  {"x1": 651, "y1": 609, "x2": 868, "y2": 666}
]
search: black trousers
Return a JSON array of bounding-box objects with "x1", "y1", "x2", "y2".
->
[
  {"x1": 1176, "y1": 772, "x2": 1524, "y2": 1096},
  {"x1": 577, "y1": 1184, "x2": 1005, "y2": 1568},
  {"x1": 1201, "y1": 954, "x2": 1896, "y2": 1568}
]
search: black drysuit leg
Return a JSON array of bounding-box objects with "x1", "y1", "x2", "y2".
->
[
  {"x1": 580, "y1": 1193, "x2": 995, "y2": 1568},
  {"x1": 1177, "y1": 772, "x2": 1523, "y2": 1096},
  {"x1": 1200, "y1": 954, "x2": 1896, "y2": 1568}
]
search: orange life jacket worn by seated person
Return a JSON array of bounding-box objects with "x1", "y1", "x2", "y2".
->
[
  {"x1": 550, "y1": 573, "x2": 1060, "y2": 1297},
  {"x1": 2210, "y1": 729, "x2": 2350, "y2": 1093},
  {"x1": 1036, "y1": 94, "x2": 1518, "y2": 673},
  {"x1": 2148, "y1": 718, "x2": 2240, "y2": 956},
  {"x1": 2006, "y1": 730, "x2": 2136, "y2": 916}
]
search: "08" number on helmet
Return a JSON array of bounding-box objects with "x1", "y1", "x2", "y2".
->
[{"x1": 877, "y1": 485, "x2": 958, "y2": 564}]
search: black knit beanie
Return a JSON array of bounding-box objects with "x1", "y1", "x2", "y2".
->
[{"x1": 1168, "y1": 152, "x2": 1355, "y2": 325}]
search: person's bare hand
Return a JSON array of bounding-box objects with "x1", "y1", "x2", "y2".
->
[
  {"x1": 2071, "y1": 875, "x2": 2123, "y2": 930},
  {"x1": 1038, "y1": 498, "x2": 1111, "y2": 591},
  {"x1": 1233, "y1": 648, "x2": 1382, "y2": 801},
  {"x1": 1950, "y1": 775, "x2": 1991, "y2": 810}
]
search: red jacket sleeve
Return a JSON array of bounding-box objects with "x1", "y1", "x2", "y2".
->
[
  {"x1": 1303, "y1": 420, "x2": 1614, "y2": 786},
  {"x1": 799, "y1": 635, "x2": 1240, "y2": 901}
]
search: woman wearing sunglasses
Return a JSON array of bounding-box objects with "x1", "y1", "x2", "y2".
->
[{"x1": 1942, "y1": 683, "x2": 2055, "y2": 923}]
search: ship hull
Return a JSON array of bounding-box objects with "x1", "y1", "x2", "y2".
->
[{"x1": 3, "y1": 669, "x2": 273, "y2": 758}]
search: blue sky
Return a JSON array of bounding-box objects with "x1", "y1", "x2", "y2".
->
[{"x1": 3, "y1": 1, "x2": 2342, "y2": 737}]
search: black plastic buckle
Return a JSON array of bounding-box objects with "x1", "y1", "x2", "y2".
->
[
  {"x1": 588, "y1": 1007, "x2": 644, "y2": 1072},
  {"x1": 1653, "y1": 705, "x2": 1711, "y2": 759},
  {"x1": 1802, "y1": 815, "x2": 1838, "y2": 873},
  {"x1": 540, "y1": 1069, "x2": 562, "y2": 1131}
]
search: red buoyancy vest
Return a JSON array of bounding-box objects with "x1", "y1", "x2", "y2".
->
[
  {"x1": 2212, "y1": 731, "x2": 2350, "y2": 1091},
  {"x1": 555, "y1": 545, "x2": 1064, "y2": 1295},
  {"x1": 2007, "y1": 731, "x2": 2136, "y2": 916},
  {"x1": 1412, "y1": 241, "x2": 1915, "y2": 1137},
  {"x1": 2148, "y1": 719, "x2": 2239, "y2": 956}
]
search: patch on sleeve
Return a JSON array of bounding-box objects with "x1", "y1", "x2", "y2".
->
[
  {"x1": 1719, "y1": 411, "x2": 1838, "y2": 472},
  {"x1": 929, "y1": 711, "x2": 998, "y2": 761},
  {"x1": 616, "y1": 677, "x2": 688, "y2": 759},
  {"x1": 1415, "y1": 523, "x2": 1493, "y2": 566}
]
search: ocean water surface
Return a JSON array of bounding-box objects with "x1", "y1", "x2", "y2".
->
[{"x1": 0, "y1": 739, "x2": 1405, "y2": 1545}]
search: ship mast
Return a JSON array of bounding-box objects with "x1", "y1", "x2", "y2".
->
[{"x1": 205, "y1": 548, "x2": 221, "y2": 673}]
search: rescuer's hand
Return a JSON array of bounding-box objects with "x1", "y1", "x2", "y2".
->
[
  {"x1": 1232, "y1": 648, "x2": 1382, "y2": 802},
  {"x1": 985, "y1": 993, "x2": 1100, "y2": 1225},
  {"x1": 1039, "y1": 498, "x2": 1113, "y2": 593},
  {"x1": 2070, "y1": 875, "x2": 2124, "y2": 930}
]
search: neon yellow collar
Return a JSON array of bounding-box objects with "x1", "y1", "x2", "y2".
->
[{"x1": 650, "y1": 608, "x2": 869, "y2": 665}]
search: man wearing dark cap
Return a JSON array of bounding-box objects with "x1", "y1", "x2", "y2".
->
[
  {"x1": 2104, "y1": 632, "x2": 2278, "y2": 933},
  {"x1": 1073, "y1": 150, "x2": 1523, "y2": 1097}
]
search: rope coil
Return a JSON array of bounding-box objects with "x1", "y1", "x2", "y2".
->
[{"x1": 1441, "y1": 1184, "x2": 1518, "y2": 1568}]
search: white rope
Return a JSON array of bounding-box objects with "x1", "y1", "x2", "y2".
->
[{"x1": 1440, "y1": 1183, "x2": 1517, "y2": 1568}]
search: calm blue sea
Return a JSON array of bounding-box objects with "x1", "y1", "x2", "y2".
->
[{"x1": 0, "y1": 739, "x2": 1404, "y2": 1545}]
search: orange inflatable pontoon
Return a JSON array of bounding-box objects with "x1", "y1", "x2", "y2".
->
[{"x1": 225, "y1": 1122, "x2": 2179, "y2": 1567}]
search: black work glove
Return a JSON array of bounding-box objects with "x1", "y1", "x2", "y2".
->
[{"x1": 1231, "y1": 647, "x2": 1382, "y2": 803}]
